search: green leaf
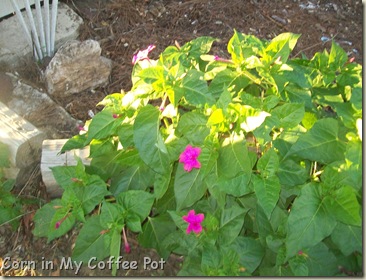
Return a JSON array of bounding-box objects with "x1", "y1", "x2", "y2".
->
[
  {"x1": 47, "y1": 207, "x2": 76, "y2": 242},
  {"x1": 344, "y1": 140, "x2": 362, "y2": 190},
  {"x1": 324, "y1": 186, "x2": 361, "y2": 226},
  {"x1": 76, "y1": 176, "x2": 109, "y2": 214},
  {"x1": 0, "y1": 142, "x2": 11, "y2": 167},
  {"x1": 228, "y1": 30, "x2": 265, "y2": 64},
  {"x1": 277, "y1": 159, "x2": 309, "y2": 186},
  {"x1": 255, "y1": 204, "x2": 273, "y2": 239},
  {"x1": 174, "y1": 165, "x2": 207, "y2": 211},
  {"x1": 175, "y1": 112, "x2": 209, "y2": 145},
  {"x1": 328, "y1": 41, "x2": 348, "y2": 71},
  {"x1": 231, "y1": 236, "x2": 265, "y2": 273},
  {"x1": 331, "y1": 222, "x2": 362, "y2": 256},
  {"x1": 201, "y1": 243, "x2": 221, "y2": 274},
  {"x1": 87, "y1": 109, "x2": 121, "y2": 142},
  {"x1": 153, "y1": 169, "x2": 172, "y2": 199},
  {"x1": 118, "y1": 123, "x2": 135, "y2": 148},
  {"x1": 289, "y1": 255, "x2": 308, "y2": 276},
  {"x1": 110, "y1": 229, "x2": 121, "y2": 276},
  {"x1": 282, "y1": 84, "x2": 312, "y2": 109},
  {"x1": 100, "y1": 202, "x2": 124, "y2": 229},
  {"x1": 217, "y1": 134, "x2": 251, "y2": 178},
  {"x1": 137, "y1": 65, "x2": 164, "y2": 85},
  {"x1": 273, "y1": 62, "x2": 312, "y2": 90},
  {"x1": 60, "y1": 134, "x2": 88, "y2": 153},
  {"x1": 218, "y1": 174, "x2": 253, "y2": 198},
  {"x1": 110, "y1": 165, "x2": 154, "y2": 195},
  {"x1": 0, "y1": 203, "x2": 21, "y2": 229},
  {"x1": 1, "y1": 178, "x2": 15, "y2": 192},
  {"x1": 257, "y1": 148, "x2": 279, "y2": 178},
  {"x1": 126, "y1": 213, "x2": 142, "y2": 232},
  {"x1": 302, "y1": 111, "x2": 318, "y2": 130},
  {"x1": 50, "y1": 166, "x2": 79, "y2": 190},
  {"x1": 285, "y1": 118, "x2": 346, "y2": 164},
  {"x1": 208, "y1": 68, "x2": 250, "y2": 99},
  {"x1": 175, "y1": 69, "x2": 213, "y2": 106},
  {"x1": 133, "y1": 104, "x2": 170, "y2": 174},
  {"x1": 138, "y1": 214, "x2": 176, "y2": 259},
  {"x1": 32, "y1": 199, "x2": 61, "y2": 237},
  {"x1": 286, "y1": 183, "x2": 337, "y2": 258},
  {"x1": 217, "y1": 134, "x2": 252, "y2": 196},
  {"x1": 263, "y1": 95, "x2": 280, "y2": 111},
  {"x1": 181, "y1": 36, "x2": 216, "y2": 58},
  {"x1": 72, "y1": 215, "x2": 111, "y2": 262},
  {"x1": 216, "y1": 87, "x2": 232, "y2": 110},
  {"x1": 253, "y1": 175, "x2": 280, "y2": 219},
  {"x1": 155, "y1": 180, "x2": 176, "y2": 214},
  {"x1": 306, "y1": 242, "x2": 338, "y2": 276},
  {"x1": 218, "y1": 203, "x2": 247, "y2": 245},
  {"x1": 89, "y1": 138, "x2": 115, "y2": 158},
  {"x1": 167, "y1": 210, "x2": 188, "y2": 232},
  {"x1": 263, "y1": 32, "x2": 300, "y2": 64},
  {"x1": 178, "y1": 254, "x2": 204, "y2": 276},
  {"x1": 117, "y1": 190, "x2": 154, "y2": 221},
  {"x1": 271, "y1": 103, "x2": 305, "y2": 128}
]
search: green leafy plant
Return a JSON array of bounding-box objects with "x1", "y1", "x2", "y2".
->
[
  {"x1": 0, "y1": 142, "x2": 23, "y2": 230},
  {"x1": 33, "y1": 31, "x2": 362, "y2": 276}
]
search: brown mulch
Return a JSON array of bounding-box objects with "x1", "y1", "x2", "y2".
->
[{"x1": 0, "y1": 0, "x2": 363, "y2": 277}]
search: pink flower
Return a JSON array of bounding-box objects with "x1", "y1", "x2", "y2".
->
[
  {"x1": 54, "y1": 215, "x2": 69, "y2": 229},
  {"x1": 214, "y1": 55, "x2": 233, "y2": 63},
  {"x1": 179, "y1": 145, "x2": 201, "y2": 172},
  {"x1": 132, "y1": 45, "x2": 156, "y2": 64},
  {"x1": 124, "y1": 243, "x2": 131, "y2": 254},
  {"x1": 55, "y1": 221, "x2": 61, "y2": 229},
  {"x1": 77, "y1": 125, "x2": 86, "y2": 131},
  {"x1": 112, "y1": 114, "x2": 119, "y2": 118},
  {"x1": 182, "y1": 210, "x2": 205, "y2": 234},
  {"x1": 122, "y1": 227, "x2": 131, "y2": 254}
]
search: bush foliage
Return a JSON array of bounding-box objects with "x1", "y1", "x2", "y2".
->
[{"x1": 33, "y1": 31, "x2": 362, "y2": 276}]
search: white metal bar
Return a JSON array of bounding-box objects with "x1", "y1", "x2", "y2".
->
[
  {"x1": 44, "y1": 0, "x2": 51, "y2": 56},
  {"x1": 10, "y1": 0, "x2": 40, "y2": 60},
  {"x1": 24, "y1": 0, "x2": 43, "y2": 60},
  {"x1": 35, "y1": 0, "x2": 46, "y2": 56},
  {"x1": 50, "y1": 0, "x2": 58, "y2": 55},
  {"x1": 10, "y1": 0, "x2": 32, "y2": 46}
]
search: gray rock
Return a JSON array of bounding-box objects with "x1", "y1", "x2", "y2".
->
[
  {"x1": 6, "y1": 73, "x2": 79, "y2": 138},
  {"x1": 44, "y1": 39, "x2": 112, "y2": 97}
]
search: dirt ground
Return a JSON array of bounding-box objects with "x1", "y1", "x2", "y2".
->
[{"x1": 0, "y1": 0, "x2": 363, "y2": 276}]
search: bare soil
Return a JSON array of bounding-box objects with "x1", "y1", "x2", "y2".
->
[{"x1": 0, "y1": 0, "x2": 363, "y2": 276}]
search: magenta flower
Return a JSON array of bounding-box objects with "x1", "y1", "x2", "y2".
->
[
  {"x1": 55, "y1": 221, "x2": 61, "y2": 229},
  {"x1": 182, "y1": 210, "x2": 205, "y2": 234},
  {"x1": 179, "y1": 145, "x2": 201, "y2": 172},
  {"x1": 122, "y1": 227, "x2": 131, "y2": 254},
  {"x1": 132, "y1": 45, "x2": 156, "y2": 64},
  {"x1": 77, "y1": 125, "x2": 86, "y2": 131},
  {"x1": 54, "y1": 215, "x2": 69, "y2": 229},
  {"x1": 213, "y1": 55, "x2": 233, "y2": 63}
]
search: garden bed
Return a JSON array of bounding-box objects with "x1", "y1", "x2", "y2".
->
[{"x1": 0, "y1": 0, "x2": 362, "y2": 276}]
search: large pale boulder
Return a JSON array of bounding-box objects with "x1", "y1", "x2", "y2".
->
[
  {"x1": 6, "y1": 73, "x2": 79, "y2": 139},
  {"x1": 44, "y1": 39, "x2": 112, "y2": 97}
]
